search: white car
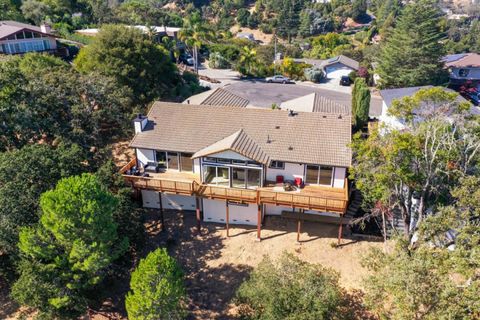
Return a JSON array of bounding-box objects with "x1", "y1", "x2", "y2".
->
[{"x1": 265, "y1": 75, "x2": 291, "y2": 84}]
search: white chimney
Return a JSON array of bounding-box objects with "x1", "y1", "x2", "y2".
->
[
  {"x1": 40, "y1": 23, "x2": 51, "y2": 34},
  {"x1": 134, "y1": 114, "x2": 148, "y2": 133}
]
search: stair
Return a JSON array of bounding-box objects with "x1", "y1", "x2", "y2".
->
[{"x1": 345, "y1": 189, "x2": 363, "y2": 220}]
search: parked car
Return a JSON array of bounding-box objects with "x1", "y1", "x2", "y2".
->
[
  {"x1": 339, "y1": 75, "x2": 351, "y2": 86},
  {"x1": 265, "y1": 75, "x2": 292, "y2": 84},
  {"x1": 179, "y1": 53, "x2": 195, "y2": 66}
]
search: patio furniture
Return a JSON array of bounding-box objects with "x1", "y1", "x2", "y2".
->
[
  {"x1": 144, "y1": 162, "x2": 161, "y2": 173},
  {"x1": 276, "y1": 175, "x2": 284, "y2": 183}
]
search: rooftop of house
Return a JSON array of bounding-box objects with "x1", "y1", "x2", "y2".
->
[
  {"x1": 75, "y1": 25, "x2": 180, "y2": 36},
  {"x1": 130, "y1": 102, "x2": 352, "y2": 167},
  {"x1": 183, "y1": 88, "x2": 250, "y2": 108},
  {"x1": 320, "y1": 55, "x2": 360, "y2": 70},
  {"x1": 443, "y1": 53, "x2": 480, "y2": 68},
  {"x1": 0, "y1": 20, "x2": 53, "y2": 40},
  {"x1": 380, "y1": 86, "x2": 469, "y2": 108},
  {"x1": 279, "y1": 92, "x2": 351, "y2": 115}
]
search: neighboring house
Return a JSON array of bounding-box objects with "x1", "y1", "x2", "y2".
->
[
  {"x1": 183, "y1": 88, "x2": 250, "y2": 108},
  {"x1": 121, "y1": 102, "x2": 351, "y2": 241},
  {"x1": 236, "y1": 32, "x2": 255, "y2": 41},
  {"x1": 443, "y1": 53, "x2": 480, "y2": 84},
  {"x1": 379, "y1": 86, "x2": 473, "y2": 130},
  {"x1": 0, "y1": 21, "x2": 57, "y2": 55},
  {"x1": 279, "y1": 92, "x2": 351, "y2": 115},
  {"x1": 319, "y1": 55, "x2": 359, "y2": 80}
]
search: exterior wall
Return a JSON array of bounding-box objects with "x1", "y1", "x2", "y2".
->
[
  {"x1": 193, "y1": 158, "x2": 201, "y2": 174},
  {"x1": 203, "y1": 199, "x2": 257, "y2": 225},
  {"x1": 450, "y1": 67, "x2": 480, "y2": 80},
  {"x1": 136, "y1": 148, "x2": 155, "y2": 167},
  {"x1": 265, "y1": 162, "x2": 305, "y2": 182},
  {"x1": 378, "y1": 101, "x2": 405, "y2": 131},
  {"x1": 265, "y1": 204, "x2": 340, "y2": 217},
  {"x1": 333, "y1": 167, "x2": 346, "y2": 188}
]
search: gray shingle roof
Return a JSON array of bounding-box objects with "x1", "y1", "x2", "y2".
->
[
  {"x1": 280, "y1": 93, "x2": 350, "y2": 114},
  {"x1": 320, "y1": 55, "x2": 360, "y2": 70},
  {"x1": 380, "y1": 86, "x2": 434, "y2": 107},
  {"x1": 183, "y1": 88, "x2": 250, "y2": 108},
  {"x1": 192, "y1": 129, "x2": 270, "y2": 164},
  {"x1": 130, "y1": 102, "x2": 352, "y2": 167},
  {"x1": 0, "y1": 20, "x2": 53, "y2": 40}
]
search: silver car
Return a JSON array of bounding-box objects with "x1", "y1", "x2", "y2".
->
[{"x1": 265, "y1": 75, "x2": 291, "y2": 84}]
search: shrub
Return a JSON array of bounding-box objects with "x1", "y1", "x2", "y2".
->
[
  {"x1": 304, "y1": 67, "x2": 325, "y2": 83},
  {"x1": 236, "y1": 253, "x2": 344, "y2": 319},
  {"x1": 126, "y1": 248, "x2": 186, "y2": 320},
  {"x1": 208, "y1": 52, "x2": 231, "y2": 69}
]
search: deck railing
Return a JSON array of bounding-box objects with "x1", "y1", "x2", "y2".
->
[{"x1": 121, "y1": 158, "x2": 348, "y2": 213}]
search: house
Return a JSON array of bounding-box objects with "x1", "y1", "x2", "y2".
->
[
  {"x1": 120, "y1": 102, "x2": 351, "y2": 242},
  {"x1": 443, "y1": 53, "x2": 480, "y2": 85},
  {"x1": 379, "y1": 86, "x2": 473, "y2": 130},
  {"x1": 319, "y1": 55, "x2": 359, "y2": 80},
  {"x1": 0, "y1": 21, "x2": 57, "y2": 55}
]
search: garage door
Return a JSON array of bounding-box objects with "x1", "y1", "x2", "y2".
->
[
  {"x1": 142, "y1": 191, "x2": 196, "y2": 210},
  {"x1": 161, "y1": 194, "x2": 196, "y2": 210},
  {"x1": 142, "y1": 190, "x2": 160, "y2": 208},
  {"x1": 325, "y1": 66, "x2": 353, "y2": 79},
  {"x1": 203, "y1": 199, "x2": 257, "y2": 225}
]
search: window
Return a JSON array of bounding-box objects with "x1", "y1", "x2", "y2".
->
[
  {"x1": 180, "y1": 153, "x2": 193, "y2": 172},
  {"x1": 204, "y1": 166, "x2": 230, "y2": 186},
  {"x1": 16, "y1": 32, "x2": 24, "y2": 39},
  {"x1": 305, "y1": 165, "x2": 333, "y2": 186},
  {"x1": 167, "y1": 152, "x2": 179, "y2": 170},
  {"x1": 24, "y1": 31, "x2": 33, "y2": 39},
  {"x1": 459, "y1": 69, "x2": 470, "y2": 77},
  {"x1": 217, "y1": 158, "x2": 232, "y2": 164},
  {"x1": 155, "y1": 151, "x2": 167, "y2": 168},
  {"x1": 204, "y1": 157, "x2": 217, "y2": 163},
  {"x1": 232, "y1": 160, "x2": 246, "y2": 166},
  {"x1": 269, "y1": 161, "x2": 285, "y2": 169},
  {"x1": 33, "y1": 32, "x2": 41, "y2": 38}
]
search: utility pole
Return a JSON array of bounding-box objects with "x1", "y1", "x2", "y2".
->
[{"x1": 274, "y1": 33, "x2": 277, "y2": 75}]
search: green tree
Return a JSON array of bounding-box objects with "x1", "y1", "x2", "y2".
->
[
  {"x1": 236, "y1": 253, "x2": 345, "y2": 319},
  {"x1": 351, "y1": 77, "x2": 370, "y2": 129},
  {"x1": 237, "y1": 7, "x2": 250, "y2": 27},
  {"x1": 363, "y1": 176, "x2": 480, "y2": 319},
  {"x1": 351, "y1": 0, "x2": 367, "y2": 22},
  {"x1": 75, "y1": 24, "x2": 178, "y2": 105},
  {"x1": 237, "y1": 45, "x2": 258, "y2": 76},
  {"x1": 126, "y1": 248, "x2": 186, "y2": 320},
  {"x1": 376, "y1": 0, "x2": 447, "y2": 88},
  {"x1": 0, "y1": 53, "x2": 132, "y2": 151},
  {"x1": 11, "y1": 174, "x2": 128, "y2": 317},
  {"x1": 20, "y1": 0, "x2": 52, "y2": 25},
  {"x1": 0, "y1": 144, "x2": 86, "y2": 267},
  {"x1": 179, "y1": 13, "x2": 213, "y2": 73},
  {"x1": 0, "y1": 0, "x2": 23, "y2": 20},
  {"x1": 350, "y1": 88, "x2": 479, "y2": 237}
]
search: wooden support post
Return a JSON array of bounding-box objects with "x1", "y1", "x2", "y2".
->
[
  {"x1": 337, "y1": 214, "x2": 344, "y2": 246},
  {"x1": 226, "y1": 200, "x2": 230, "y2": 237},
  {"x1": 195, "y1": 197, "x2": 201, "y2": 234},
  {"x1": 256, "y1": 205, "x2": 262, "y2": 241},
  {"x1": 296, "y1": 208, "x2": 302, "y2": 243},
  {"x1": 159, "y1": 192, "x2": 165, "y2": 231}
]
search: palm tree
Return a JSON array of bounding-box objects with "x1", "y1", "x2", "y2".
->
[
  {"x1": 179, "y1": 16, "x2": 212, "y2": 73},
  {"x1": 238, "y1": 46, "x2": 257, "y2": 76}
]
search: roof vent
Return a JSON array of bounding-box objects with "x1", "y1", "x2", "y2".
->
[
  {"x1": 288, "y1": 110, "x2": 297, "y2": 117},
  {"x1": 267, "y1": 135, "x2": 272, "y2": 144},
  {"x1": 288, "y1": 146, "x2": 294, "y2": 151},
  {"x1": 322, "y1": 115, "x2": 327, "y2": 118},
  {"x1": 338, "y1": 115, "x2": 342, "y2": 119},
  {"x1": 275, "y1": 125, "x2": 280, "y2": 129}
]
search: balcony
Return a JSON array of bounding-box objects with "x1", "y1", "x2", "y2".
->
[{"x1": 120, "y1": 158, "x2": 349, "y2": 214}]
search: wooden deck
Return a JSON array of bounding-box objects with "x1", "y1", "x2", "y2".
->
[{"x1": 120, "y1": 158, "x2": 349, "y2": 214}]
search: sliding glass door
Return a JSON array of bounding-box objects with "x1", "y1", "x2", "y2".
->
[
  {"x1": 305, "y1": 165, "x2": 333, "y2": 186},
  {"x1": 231, "y1": 167, "x2": 261, "y2": 189},
  {"x1": 204, "y1": 166, "x2": 230, "y2": 187}
]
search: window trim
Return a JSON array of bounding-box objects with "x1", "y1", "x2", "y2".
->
[{"x1": 305, "y1": 165, "x2": 334, "y2": 186}]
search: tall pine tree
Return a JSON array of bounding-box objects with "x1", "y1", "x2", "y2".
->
[{"x1": 376, "y1": 0, "x2": 448, "y2": 88}]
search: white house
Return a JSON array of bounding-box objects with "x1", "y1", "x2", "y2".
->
[
  {"x1": 319, "y1": 55, "x2": 359, "y2": 80},
  {"x1": 121, "y1": 102, "x2": 352, "y2": 241},
  {"x1": 0, "y1": 20, "x2": 57, "y2": 55}
]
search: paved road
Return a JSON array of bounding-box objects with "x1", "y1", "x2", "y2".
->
[{"x1": 198, "y1": 66, "x2": 383, "y2": 117}]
